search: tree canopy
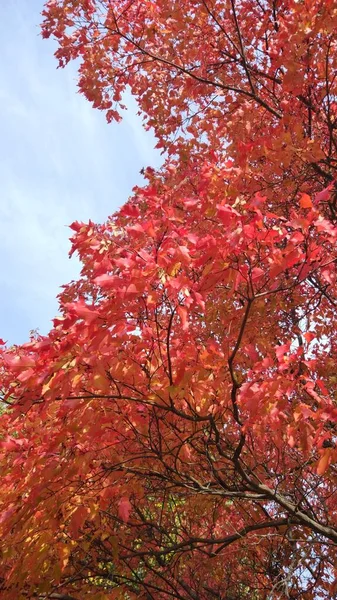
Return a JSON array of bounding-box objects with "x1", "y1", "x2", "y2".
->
[{"x1": 1, "y1": 1, "x2": 337, "y2": 598}]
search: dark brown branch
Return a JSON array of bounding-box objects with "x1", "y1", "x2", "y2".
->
[
  {"x1": 122, "y1": 518, "x2": 299, "y2": 560},
  {"x1": 106, "y1": 13, "x2": 282, "y2": 119},
  {"x1": 229, "y1": 0, "x2": 256, "y2": 94}
]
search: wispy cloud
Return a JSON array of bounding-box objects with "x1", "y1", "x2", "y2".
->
[{"x1": 0, "y1": 0, "x2": 161, "y2": 344}]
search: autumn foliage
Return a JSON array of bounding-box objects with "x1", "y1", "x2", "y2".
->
[{"x1": 1, "y1": 1, "x2": 337, "y2": 598}]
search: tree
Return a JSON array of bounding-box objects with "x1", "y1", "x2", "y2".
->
[{"x1": 1, "y1": 0, "x2": 337, "y2": 598}]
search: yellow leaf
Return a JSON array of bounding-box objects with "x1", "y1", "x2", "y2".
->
[
  {"x1": 169, "y1": 261, "x2": 181, "y2": 276},
  {"x1": 202, "y1": 262, "x2": 213, "y2": 277},
  {"x1": 42, "y1": 373, "x2": 57, "y2": 395},
  {"x1": 93, "y1": 373, "x2": 108, "y2": 391},
  {"x1": 72, "y1": 373, "x2": 82, "y2": 387},
  {"x1": 57, "y1": 543, "x2": 70, "y2": 571}
]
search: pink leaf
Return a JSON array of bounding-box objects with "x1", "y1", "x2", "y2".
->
[
  {"x1": 315, "y1": 183, "x2": 333, "y2": 204},
  {"x1": 125, "y1": 283, "x2": 138, "y2": 296},
  {"x1": 65, "y1": 299, "x2": 100, "y2": 324},
  {"x1": 4, "y1": 355, "x2": 36, "y2": 371},
  {"x1": 0, "y1": 437, "x2": 24, "y2": 452},
  {"x1": 94, "y1": 274, "x2": 118, "y2": 289},
  {"x1": 118, "y1": 497, "x2": 132, "y2": 523},
  {"x1": 275, "y1": 343, "x2": 291, "y2": 361}
]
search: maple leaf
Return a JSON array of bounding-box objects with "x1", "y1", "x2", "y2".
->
[
  {"x1": 299, "y1": 193, "x2": 313, "y2": 209},
  {"x1": 1, "y1": 1, "x2": 337, "y2": 598},
  {"x1": 64, "y1": 299, "x2": 100, "y2": 324},
  {"x1": 118, "y1": 497, "x2": 132, "y2": 523}
]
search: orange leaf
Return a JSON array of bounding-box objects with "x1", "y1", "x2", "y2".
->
[
  {"x1": 177, "y1": 305, "x2": 189, "y2": 330},
  {"x1": 317, "y1": 449, "x2": 331, "y2": 475},
  {"x1": 299, "y1": 193, "x2": 313, "y2": 209}
]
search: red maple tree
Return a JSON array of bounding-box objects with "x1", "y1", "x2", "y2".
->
[{"x1": 1, "y1": 1, "x2": 337, "y2": 598}]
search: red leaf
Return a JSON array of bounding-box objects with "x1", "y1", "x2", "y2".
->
[
  {"x1": 69, "y1": 506, "x2": 88, "y2": 539},
  {"x1": 303, "y1": 331, "x2": 315, "y2": 342},
  {"x1": 118, "y1": 497, "x2": 132, "y2": 523},
  {"x1": 217, "y1": 204, "x2": 240, "y2": 226}
]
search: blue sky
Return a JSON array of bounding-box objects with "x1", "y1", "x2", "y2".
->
[{"x1": 0, "y1": 0, "x2": 161, "y2": 345}]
